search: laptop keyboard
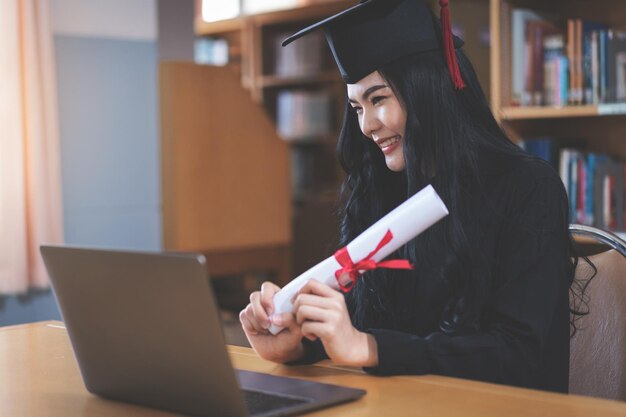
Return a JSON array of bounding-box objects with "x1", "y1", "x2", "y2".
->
[{"x1": 243, "y1": 389, "x2": 310, "y2": 414}]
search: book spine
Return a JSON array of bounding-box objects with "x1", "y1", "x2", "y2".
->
[
  {"x1": 568, "y1": 19, "x2": 576, "y2": 104},
  {"x1": 576, "y1": 19, "x2": 583, "y2": 104},
  {"x1": 570, "y1": 153, "x2": 579, "y2": 221},
  {"x1": 577, "y1": 156, "x2": 586, "y2": 223}
]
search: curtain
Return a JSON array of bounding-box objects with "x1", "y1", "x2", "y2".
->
[{"x1": 0, "y1": 0, "x2": 63, "y2": 293}]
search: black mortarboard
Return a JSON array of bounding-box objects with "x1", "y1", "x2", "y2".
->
[{"x1": 282, "y1": 0, "x2": 466, "y2": 89}]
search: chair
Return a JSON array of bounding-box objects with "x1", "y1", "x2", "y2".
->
[{"x1": 568, "y1": 224, "x2": 626, "y2": 401}]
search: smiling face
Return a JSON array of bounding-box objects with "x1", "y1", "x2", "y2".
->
[{"x1": 347, "y1": 71, "x2": 407, "y2": 172}]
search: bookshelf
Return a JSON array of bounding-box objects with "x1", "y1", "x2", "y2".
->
[
  {"x1": 258, "y1": 71, "x2": 339, "y2": 88},
  {"x1": 490, "y1": 0, "x2": 626, "y2": 236},
  {"x1": 500, "y1": 105, "x2": 625, "y2": 120},
  {"x1": 491, "y1": 0, "x2": 626, "y2": 122}
]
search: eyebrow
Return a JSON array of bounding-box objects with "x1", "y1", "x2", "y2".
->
[{"x1": 348, "y1": 84, "x2": 389, "y2": 103}]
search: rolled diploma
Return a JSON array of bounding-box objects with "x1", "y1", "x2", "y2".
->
[{"x1": 269, "y1": 184, "x2": 449, "y2": 334}]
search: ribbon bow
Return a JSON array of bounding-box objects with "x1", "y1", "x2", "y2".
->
[{"x1": 333, "y1": 230, "x2": 414, "y2": 293}]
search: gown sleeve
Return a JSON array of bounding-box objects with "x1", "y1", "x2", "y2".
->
[
  {"x1": 286, "y1": 338, "x2": 328, "y2": 365},
  {"x1": 364, "y1": 174, "x2": 571, "y2": 390}
]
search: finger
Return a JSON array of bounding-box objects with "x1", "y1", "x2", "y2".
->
[
  {"x1": 301, "y1": 321, "x2": 329, "y2": 341},
  {"x1": 239, "y1": 307, "x2": 259, "y2": 336},
  {"x1": 260, "y1": 281, "x2": 280, "y2": 315},
  {"x1": 271, "y1": 312, "x2": 296, "y2": 329},
  {"x1": 298, "y1": 279, "x2": 342, "y2": 299},
  {"x1": 337, "y1": 272, "x2": 353, "y2": 287},
  {"x1": 292, "y1": 293, "x2": 338, "y2": 312},
  {"x1": 249, "y1": 291, "x2": 270, "y2": 329},
  {"x1": 295, "y1": 305, "x2": 330, "y2": 325},
  {"x1": 244, "y1": 304, "x2": 269, "y2": 334}
]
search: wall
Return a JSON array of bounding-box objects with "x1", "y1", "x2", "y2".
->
[
  {"x1": 157, "y1": 0, "x2": 195, "y2": 61},
  {"x1": 0, "y1": 0, "x2": 159, "y2": 326},
  {"x1": 56, "y1": 35, "x2": 160, "y2": 249}
]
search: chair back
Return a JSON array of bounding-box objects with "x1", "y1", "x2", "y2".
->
[{"x1": 569, "y1": 248, "x2": 626, "y2": 400}]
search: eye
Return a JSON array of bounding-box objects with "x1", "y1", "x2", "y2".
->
[
  {"x1": 351, "y1": 106, "x2": 363, "y2": 115},
  {"x1": 371, "y1": 95, "x2": 387, "y2": 105}
]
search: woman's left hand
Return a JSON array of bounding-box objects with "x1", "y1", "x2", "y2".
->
[{"x1": 292, "y1": 278, "x2": 378, "y2": 367}]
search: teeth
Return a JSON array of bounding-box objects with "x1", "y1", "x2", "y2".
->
[{"x1": 379, "y1": 136, "x2": 400, "y2": 148}]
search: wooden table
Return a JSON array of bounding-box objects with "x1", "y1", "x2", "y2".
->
[{"x1": 2, "y1": 321, "x2": 626, "y2": 417}]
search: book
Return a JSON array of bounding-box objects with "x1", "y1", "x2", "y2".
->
[
  {"x1": 575, "y1": 19, "x2": 583, "y2": 104},
  {"x1": 617, "y1": 52, "x2": 626, "y2": 101},
  {"x1": 580, "y1": 21, "x2": 609, "y2": 104},
  {"x1": 594, "y1": 159, "x2": 624, "y2": 230},
  {"x1": 511, "y1": 9, "x2": 543, "y2": 105},
  {"x1": 276, "y1": 90, "x2": 333, "y2": 141},
  {"x1": 523, "y1": 138, "x2": 557, "y2": 166},
  {"x1": 576, "y1": 154, "x2": 586, "y2": 223},
  {"x1": 559, "y1": 148, "x2": 571, "y2": 194},
  {"x1": 194, "y1": 38, "x2": 229, "y2": 66},
  {"x1": 600, "y1": 30, "x2": 608, "y2": 102},
  {"x1": 275, "y1": 30, "x2": 323, "y2": 77},
  {"x1": 558, "y1": 149, "x2": 626, "y2": 230},
  {"x1": 524, "y1": 19, "x2": 561, "y2": 105},
  {"x1": 585, "y1": 153, "x2": 601, "y2": 225},
  {"x1": 543, "y1": 35, "x2": 568, "y2": 106},
  {"x1": 606, "y1": 30, "x2": 626, "y2": 102},
  {"x1": 567, "y1": 19, "x2": 578, "y2": 104},
  {"x1": 569, "y1": 151, "x2": 581, "y2": 221}
]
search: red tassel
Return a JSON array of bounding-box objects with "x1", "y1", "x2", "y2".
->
[{"x1": 439, "y1": 0, "x2": 466, "y2": 90}]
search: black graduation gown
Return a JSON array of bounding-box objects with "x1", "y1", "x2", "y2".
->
[{"x1": 294, "y1": 158, "x2": 573, "y2": 393}]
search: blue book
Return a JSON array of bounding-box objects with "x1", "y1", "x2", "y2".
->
[
  {"x1": 600, "y1": 30, "x2": 608, "y2": 102},
  {"x1": 559, "y1": 56, "x2": 569, "y2": 105},
  {"x1": 581, "y1": 21, "x2": 609, "y2": 104},
  {"x1": 524, "y1": 138, "x2": 558, "y2": 167}
]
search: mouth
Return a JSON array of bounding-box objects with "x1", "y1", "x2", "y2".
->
[{"x1": 375, "y1": 135, "x2": 401, "y2": 153}]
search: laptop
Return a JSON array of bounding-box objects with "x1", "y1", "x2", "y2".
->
[{"x1": 40, "y1": 245, "x2": 365, "y2": 417}]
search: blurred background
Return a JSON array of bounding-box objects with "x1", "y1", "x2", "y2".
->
[{"x1": 1, "y1": 0, "x2": 625, "y2": 339}]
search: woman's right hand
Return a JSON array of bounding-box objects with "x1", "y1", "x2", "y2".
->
[{"x1": 239, "y1": 281, "x2": 304, "y2": 363}]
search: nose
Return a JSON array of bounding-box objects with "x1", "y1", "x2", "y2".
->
[{"x1": 360, "y1": 109, "x2": 382, "y2": 138}]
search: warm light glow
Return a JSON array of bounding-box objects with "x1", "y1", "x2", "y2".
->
[
  {"x1": 202, "y1": 0, "x2": 240, "y2": 22},
  {"x1": 242, "y1": 0, "x2": 298, "y2": 15}
]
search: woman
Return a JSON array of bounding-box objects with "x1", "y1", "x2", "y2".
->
[{"x1": 239, "y1": 0, "x2": 577, "y2": 393}]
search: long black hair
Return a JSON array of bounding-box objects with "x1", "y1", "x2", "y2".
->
[{"x1": 336, "y1": 31, "x2": 585, "y2": 335}]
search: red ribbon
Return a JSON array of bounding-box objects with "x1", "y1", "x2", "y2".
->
[{"x1": 333, "y1": 230, "x2": 414, "y2": 293}]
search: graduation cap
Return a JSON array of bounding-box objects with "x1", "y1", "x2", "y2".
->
[{"x1": 282, "y1": 0, "x2": 466, "y2": 89}]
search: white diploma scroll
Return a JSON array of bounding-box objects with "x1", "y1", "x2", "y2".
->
[{"x1": 269, "y1": 184, "x2": 449, "y2": 334}]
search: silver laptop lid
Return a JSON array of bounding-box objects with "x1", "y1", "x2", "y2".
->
[{"x1": 40, "y1": 245, "x2": 248, "y2": 417}]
